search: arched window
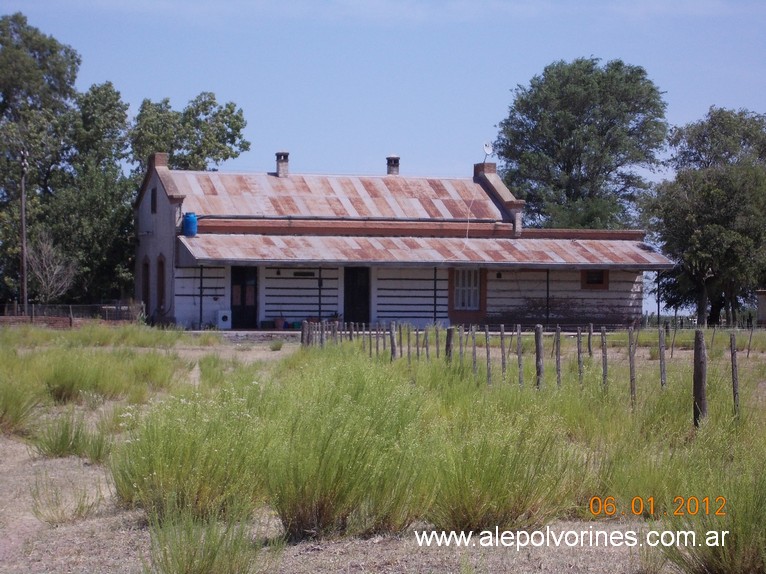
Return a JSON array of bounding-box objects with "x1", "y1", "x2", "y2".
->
[
  {"x1": 141, "y1": 257, "x2": 150, "y2": 312},
  {"x1": 157, "y1": 255, "x2": 166, "y2": 311}
]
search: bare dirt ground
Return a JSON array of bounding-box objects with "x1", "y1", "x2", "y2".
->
[{"x1": 0, "y1": 336, "x2": 671, "y2": 574}]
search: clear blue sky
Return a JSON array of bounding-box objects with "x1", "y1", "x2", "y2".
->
[{"x1": 5, "y1": 0, "x2": 765, "y2": 180}]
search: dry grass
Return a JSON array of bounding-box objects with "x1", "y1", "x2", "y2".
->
[{"x1": 3, "y1": 325, "x2": 764, "y2": 573}]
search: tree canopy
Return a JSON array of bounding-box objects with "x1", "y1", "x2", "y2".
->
[
  {"x1": 644, "y1": 107, "x2": 766, "y2": 326},
  {"x1": 129, "y1": 92, "x2": 250, "y2": 173},
  {"x1": 495, "y1": 57, "x2": 668, "y2": 229},
  {"x1": 0, "y1": 12, "x2": 251, "y2": 305},
  {"x1": 0, "y1": 12, "x2": 79, "y2": 121}
]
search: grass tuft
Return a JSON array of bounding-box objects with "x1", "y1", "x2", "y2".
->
[
  {"x1": 144, "y1": 501, "x2": 258, "y2": 574},
  {"x1": 32, "y1": 409, "x2": 112, "y2": 463},
  {"x1": 30, "y1": 471, "x2": 104, "y2": 525},
  {"x1": 0, "y1": 376, "x2": 39, "y2": 435}
]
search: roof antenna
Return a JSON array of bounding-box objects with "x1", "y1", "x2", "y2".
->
[{"x1": 482, "y1": 142, "x2": 494, "y2": 162}]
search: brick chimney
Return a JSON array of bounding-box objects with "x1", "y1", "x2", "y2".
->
[
  {"x1": 276, "y1": 151, "x2": 289, "y2": 177},
  {"x1": 473, "y1": 161, "x2": 525, "y2": 236},
  {"x1": 386, "y1": 155, "x2": 400, "y2": 176},
  {"x1": 473, "y1": 161, "x2": 496, "y2": 178},
  {"x1": 149, "y1": 152, "x2": 169, "y2": 169}
]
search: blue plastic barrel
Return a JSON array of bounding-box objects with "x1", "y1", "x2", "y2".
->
[{"x1": 182, "y1": 213, "x2": 198, "y2": 237}]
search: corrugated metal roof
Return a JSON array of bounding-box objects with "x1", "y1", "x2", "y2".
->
[
  {"x1": 178, "y1": 234, "x2": 672, "y2": 270},
  {"x1": 163, "y1": 171, "x2": 504, "y2": 221}
]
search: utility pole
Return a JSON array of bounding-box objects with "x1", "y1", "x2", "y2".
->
[{"x1": 20, "y1": 150, "x2": 29, "y2": 316}]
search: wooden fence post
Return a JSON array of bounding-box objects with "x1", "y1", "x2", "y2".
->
[
  {"x1": 659, "y1": 327, "x2": 667, "y2": 388},
  {"x1": 588, "y1": 323, "x2": 594, "y2": 357},
  {"x1": 485, "y1": 325, "x2": 492, "y2": 386},
  {"x1": 425, "y1": 327, "x2": 430, "y2": 361},
  {"x1": 555, "y1": 324, "x2": 561, "y2": 387},
  {"x1": 535, "y1": 324, "x2": 544, "y2": 389},
  {"x1": 389, "y1": 321, "x2": 397, "y2": 362},
  {"x1": 375, "y1": 324, "x2": 380, "y2": 357},
  {"x1": 576, "y1": 327, "x2": 584, "y2": 386},
  {"x1": 731, "y1": 332, "x2": 740, "y2": 418},
  {"x1": 693, "y1": 329, "x2": 707, "y2": 427},
  {"x1": 629, "y1": 326, "x2": 637, "y2": 411},
  {"x1": 472, "y1": 326, "x2": 478, "y2": 376},
  {"x1": 458, "y1": 325, "x2": 464, "y2": 364},
  {"x1": 301, "y1": 320, "x2": 308, "y2": 346},
  {"x1": 500, "y1": 324, "x2": 507, "y2": 382},
  {"x1": 517, "y1": 324, "x2": 523, "y2": 387},
  {"x1": 601, "y1": 326, "x2": 608, "y2": 390},
  {"x1": 435, "y1": 325, "x2": 440, "y2": 359},
  {"x1": 671, "y1": 322, "x2": 678, "y2": 359},
  {"x1": 398, "y1": 324, "x2": 403, "y2": 358},
  {"x1": 407, "y1": 326, "x2": 412, "y2": 365},
  {"x1": 747, "y1": 326, "x2": 754, "y2": 358},
  {"x1": 445, "y1": 326, "x2": 454, "y2": 363},
  {"x1": 416, "y1": 328, "x2": 421, "y2": 361},
  {"x1": 320, "y1": 320, "x2": 326, "y2": 348}
]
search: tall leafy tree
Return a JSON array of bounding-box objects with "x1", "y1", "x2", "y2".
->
[
  {"x1": 0, "y1": 12, "x2": 79, "y2": 121},
  {"x1": 73, "y1": 81, "x2": 129, "y2": 167},
  {"x1": 43, "y1": 159, "x2": 135, "y2": 301},
  {"x1": 0, "y1": 12, "x2": 80, "y2": 303},
  {"x1": 43, "y1": 82, "x2": 134, "y2": 302},
  {"x1": 495, "y1": 57, "x2": 668, "y2": 228},
  {"x1": 1, "y1": 13, "x2": 254, "y2": 305},
  {"x1": 667, "y1": 107, "x2": 766, "y2": 171},
  {"x1": 130, "y1": 92, "x2": 250, "y2": 173},
  {"x1": 645, "y1": 107, "x2": 766, "y2": 326}
]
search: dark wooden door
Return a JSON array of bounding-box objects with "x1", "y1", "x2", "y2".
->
[
  {"x1": 343, "y1": 267, "x2": 370, "y2": 323},
  {"x1": 231, "y1": 267, "x2": 258, "y2": 329}
]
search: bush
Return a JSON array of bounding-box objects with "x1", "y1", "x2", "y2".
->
[
  {"x1": 145, "y1": 501, "x2": 258, "y2": 574},
  {"x1": 661, "y1": 433, "x2": 766, "y2": 574},
  {"x1": 31, "y1": 409, "x2": 112, "y2": 463},
  {"x1": 259, "y1": 347, "x2": 429, "y2": 540},
  {"x1": 0, "y1": 376, "x2": 39, "y2": 435},
  {"x1": 110, "y1": 394, "x2": 262, "y2": 520},
  {"x1": 269, "y1": 340, "x2": 284, "y2": 352},
  {"x1": 427, "y1": 409, "x2": 571, "y2": 532}
]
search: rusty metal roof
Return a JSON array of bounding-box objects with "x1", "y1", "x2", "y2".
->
[
  {"x1": 178, "y1": 234, "x2": 672, "y2": 270},
  {"x1": 162, "y1": 170, "x2": 505, "y2": 221}
]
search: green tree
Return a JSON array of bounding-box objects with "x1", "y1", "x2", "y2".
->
[
  {"x1": 0, "y1": 12, "x2": 79, "y2": 121},
  {"x1": 1, "y1": 13, "x2": 252, "y2": 305},
  {"x1": 667, "y1": 106, "x2": 766, "y2": 171},
  {"x1": 0, "y1": 12, "x2": 80, "y2": 303},
  {"x1": 130, "y1": 92, "x2": 250, "y2": 173},
  {"x1": 72, "y1": 81, "x2": 129, "y2": 168},
  {"x1": 43, "y1": 159, "x2": 134, "y2": 301},
  {"x1": 645, "y1": 108, "x2": 766, "y2": 326},
  {"x1": 495, "y1": 57, "x2": 668, "y2": 228}
]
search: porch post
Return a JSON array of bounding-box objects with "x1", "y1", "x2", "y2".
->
[
  {"x1": 433, "y1": 267, "x2": 437, "y2": 323},
  {"x1": 546, "y1": 269, "x2": 550, "y2": 326},
  {"x1": 318, "y1": 267, "x2": 323, "y2": 319},
  {"x1": 198, "y1": 265, "x2": 203, "y2": 329}
]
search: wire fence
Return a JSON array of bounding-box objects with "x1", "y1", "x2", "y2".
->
[{"x1": 1, "y1": 302, "x2": 144, "y2": 322}]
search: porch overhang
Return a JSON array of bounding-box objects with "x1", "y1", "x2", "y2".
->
[{"x1": 177, "y1": 234, "x2": 673, "y2": 271}]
